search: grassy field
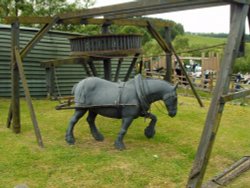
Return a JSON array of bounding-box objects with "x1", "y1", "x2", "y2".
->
[{"x1": 0, "y1": 96, "x2": 249, "y2": 188}]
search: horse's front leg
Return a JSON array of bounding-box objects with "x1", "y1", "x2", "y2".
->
[
  {"x1": 114, "y1": 117, "x2": 134, "y2": 150},
  {"x1": 65, "y1": 109, "x2": 87, "y2": 144},
  {"x1": 144, "y1": 113, "x2": 157, "y2": 139},
  {"x1": 87, "y1": 111, "x2": 104, "y2": 141}
]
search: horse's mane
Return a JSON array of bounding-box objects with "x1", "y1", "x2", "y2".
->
[{"x1": 144, "y1": 77, "x2": 175, "y2": 87}]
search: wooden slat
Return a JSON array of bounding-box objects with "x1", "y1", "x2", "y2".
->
[
  {"x1": 15, "y1": 47, "x2": 44, "y2": 148},
  {"x1": 203, "y1": 157, "x2": 250, "y2": 187},
  {"x1": 187, "y1": 4, "x2": 249, "y2": 188}
]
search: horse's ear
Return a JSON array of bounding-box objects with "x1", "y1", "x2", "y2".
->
[{"x1": 174, "y1": 82, "x2": 179, "y2": 90}]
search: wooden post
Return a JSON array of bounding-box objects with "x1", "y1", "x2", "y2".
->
[
  {"x1": 124, "y1": 53, "x2": 140, "y2": 81},
  {"x1": 45, "y1": 66, "x2": 55, "y2": 99},
  {"x1": 10, "y1": 21, "x2": 21, "y2": 133},
  {"x1": 15, "y1": 47, "x2": 44, "y2": 148},
  {"x1": 102, "y1": 23, "x2": 112, "y2": 80},
  {"x1": 88, "y1": 60, "x2": 98, "y2": 76},
  {"x1": 104, "y1": 59, "x2": 112, "y2": 80},
  {"x1": 186, "y1": 4, "x2": 249, "y2": 188},
  {"x1": 164, "y1": 26, "x2": 172, "y2": 82},
  {"x1": 114, "y1": 58, "x2": 123, "y2": 82}
]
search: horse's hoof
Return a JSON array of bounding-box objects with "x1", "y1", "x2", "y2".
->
[
  {"x1": 114, "y1": 140, "x2": 126, "y2": 150},
  {"x1": 92, "y1": 132, "x2": 104, "y2": 142},
  {"x1": 65, "y1": 135, "x2": 75, "y2": 145},
  {"x1": 144, "y1": 127, "x2": 155, "y2": 139}
]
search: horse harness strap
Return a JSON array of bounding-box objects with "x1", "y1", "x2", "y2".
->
[
  {"x1": 134, "y1": 74, "x2": 150, "y2": 115},
  {"x1": 116, "y1": 82, "x2": 126, "y2": 105}
]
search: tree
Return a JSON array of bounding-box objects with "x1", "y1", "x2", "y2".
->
[
  {"x1": 233, "y1": 56, "x2": 250, "y2": 74},
  {"x1": 173, "y1": 35, "x2": 189, "y2": 52},
  {"x1": 0, "y1": 0, "x2": 96, "y2": 20}
]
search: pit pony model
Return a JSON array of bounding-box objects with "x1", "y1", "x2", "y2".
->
[{"x1": 65, "y1": 74, "x2": 177, "y2": 150}]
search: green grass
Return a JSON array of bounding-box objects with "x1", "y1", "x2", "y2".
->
[{"x1": 0, "y1": 96, "x2": 250, "y2": 188}]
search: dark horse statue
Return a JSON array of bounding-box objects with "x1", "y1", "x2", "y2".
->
[{"x1": 65, "y1": 74, "x2": 178, "y2": 150}]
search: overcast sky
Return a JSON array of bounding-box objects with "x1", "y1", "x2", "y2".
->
[{"x1": 89, "y1": 0, "x2": 248, "y2": 34}]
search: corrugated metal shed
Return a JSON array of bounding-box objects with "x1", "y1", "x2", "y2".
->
[{"x1": 0, "y1": 24, "x2": 136, "y2": 97}]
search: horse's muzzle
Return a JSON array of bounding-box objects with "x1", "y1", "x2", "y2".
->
[{"x1": 168, "y1": 111, "x2": 176, "y2": 117}]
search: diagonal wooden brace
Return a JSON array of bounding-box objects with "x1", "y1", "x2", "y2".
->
[
  {"x1": 20, "y1": 16, "x2": 59, "y2": 59},
  {"x1": 147, "y1": 21, "x2": 204, "y2": 107}
]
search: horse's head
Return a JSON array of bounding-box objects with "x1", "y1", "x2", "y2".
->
[{"x1": 162, "y1": 83, "x2": 178, "y2": 117}]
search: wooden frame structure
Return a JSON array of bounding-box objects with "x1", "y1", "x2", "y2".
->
[{"x1": 4, "y1": 0, "x2": 250, "y2": 187}]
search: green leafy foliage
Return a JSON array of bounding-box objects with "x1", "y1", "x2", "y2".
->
[{"x1": 0, "y1": 0, "x2": 96, "y2": 22}]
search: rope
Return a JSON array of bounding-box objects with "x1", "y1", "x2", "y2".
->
[
  {"x1": 153, "y1": 101, "x2": 168, "y2": 115},
  {"x1": 53, "y1": 67, "x2": 62, "y2": 101},
  {"x1": 142, "y1": 43, "x2": 226, "y2": 59}
]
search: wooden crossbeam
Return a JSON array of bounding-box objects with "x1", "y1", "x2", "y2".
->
[
  {"x1": 5, "y1": 1, "x2": 250, "y2": 25},
  {"x1": 146, "y1": 21, "x2": 204, "y2": 107},
  {"x1": 4, "y1": 17, "x2": 173, "y2": 28},
  {"x1": 58, "y1": 0, "x2": 232, "y2": 20},
  {"x1": 220, "y1": 89, "x2": 250, "y2": 103},
  {"x1": 15, "y1": 47, "x2": 44, "y2": 148},
  {"x1": 40, "y1": 57, "x2": 89, "y2": 68}
]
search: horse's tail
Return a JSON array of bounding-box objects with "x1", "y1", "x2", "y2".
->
[
  {"x1": 72, "y1": 80, "x2": 86, "y2": 105},
  {"x1": 71, "y1": 83, "x2": 78, "y2": 95}
]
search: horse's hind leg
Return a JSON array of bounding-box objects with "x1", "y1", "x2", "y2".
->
[
  {"x1": 65, "y1": 109, "x2": 87, "y2": 145},
  {"x1": 87, "y1": 111, "x2": 104, "y2": 141}
]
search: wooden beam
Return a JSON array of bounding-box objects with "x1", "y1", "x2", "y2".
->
[
  {"x1": 147, "y1": 21, "x2": 204, "y2": 107},
  {"x1": 20, "y1": 16, "x2": 59, "y2": 59},
  {"x1": 6, "y1": 103, "x2": 12, "y2": 128},
  {"x1": 4, "y1": 16, "x2": 173, "y2": 27},
  {"x1": 4, "y1": 16, "x2": 53, "y2": 24},
  {"x1": 45, "y1": 67, "x2": 55, "y2": 99},
  {"x1": 124, "y1": 53, "x2": 140, "y2": 81},
  {"x1": 220, "y1": 89, "x2": 250, "y2": 103},
  {"x1": 114, "y1": 58, "x2": 123, "y2": 82},
  {"x1": 203, "y1": 156, "x2": 250, "y2": 187},
  {"x1": 10, "y1": 21, "x2": 21, "y2": 133},
  {"x1": 88, "y1": 60, "x2": 98, "y2": 76},
  {"x1": 187, "y1": 4, "x2": 249, "y2": 188},
  {"x1": 40, "y1": 57, "x2": 89, "y2": 68},
  {"x1": 15, "y1": 47, "x2": 44, "y2": 148},
  {"x1": 59, "y1": 0, "x2": 229, "y2": 20},
  {"x1": 164, "y1": 27, "x2": 172, "y2": 83},
  {"x1": 103, "y1": 59, "x2": 112, "y2": 80}
]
